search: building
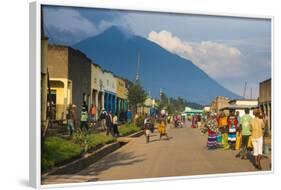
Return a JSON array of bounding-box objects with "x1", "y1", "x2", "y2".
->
[
  {"x1": 203, "y1": 105, "x2": 211, "y2": 112},
  {"x1": 184, "y1": 107, "x2": 203, "y2": 116},
  {"x1": 221, "y1": 99, "x2": 258, "y2": 117},
  {"x1": 137, "y1": 97, "x2": 157, "y2": 116},
  {"x1": 103, "y1": 70, "x2": 117, "y2": 113},
  {"x1": 210, "y1": 96, "x2": 230, "y2": 113},
  {"x1": 115, "y1": 76, "x2": 128, "y2": 115},
  {"x1": 47, "y1": 45, "x2": 91, "y2": 121},
  {"x1": 90, "y1": 63, "x2": 105, "y2": 117},
  {"x1": 259, "y1": 78, "x2": 271, "y2": 132}
]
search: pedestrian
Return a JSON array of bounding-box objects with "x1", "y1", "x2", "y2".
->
[
  {"x1": 99, "y1": 108, "x2": 107, "y2": 131},
  {"x1": 204, "y1": 112, "x2": 218, "y2": 150},
  {"x1": 158, "y1": 120, "x2": 169, "y2": 140},
  {"x1": 66, "y1": 104, "x2": 75, "y2": 136},
  {"x1": 236, "y1": 108, "x2": 252, "y2": 159},
  {"x1": 112, "y1": 114, "x2": 119, "y2": 137},
  {"x1": 228, "y1": 110, "x2": 238, "y2": 150},
  {"x1": 218, "y1": 111, "x2": 229, "y2": 150},
  {"x1": 105, "y1": 110, "x2": 114, "y2": 136},
  {"x1": 80, "y1": 107, "x2": 89, "y2": 131},
  {"x1": 144, "y1": 117, "x2": 152, "y2": 143},
  {"x1": 82, "y1": 101, "x2": 88, "y2": 111},
  {"x1": 89, "y1": 104, "x2": 97, "y2": 127},
  {"x1": 250, "y1": 109, "x2": 265, "y2": 170}
]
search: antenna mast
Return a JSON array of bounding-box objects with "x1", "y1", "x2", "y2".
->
[{"x1": 135, "y1": 51, "x2": 140, "y2": 84}]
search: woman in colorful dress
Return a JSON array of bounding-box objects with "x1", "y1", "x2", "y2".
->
[
  {"x1": 218, "y1": 111, "x2": 229, "y2": 150},
  {"x1": 204, "y1": 112, "x2": 219, "y2": 150},
  {"x1": 228, "y1": 110, "x2": 238, "y2": 150}
]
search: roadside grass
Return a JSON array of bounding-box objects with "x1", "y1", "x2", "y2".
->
[
  {"x1": 119, "y1": 123, "x2": 141, "y2": 136},
  {"x1": 42, "y1": 132, "x2": 116, "y2": 173},
  {"x1": 42, "y1": 136, "x2": 82, "y2": 172}
]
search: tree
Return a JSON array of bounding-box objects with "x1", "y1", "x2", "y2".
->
[{"x1": 128, "y1": 83, "x2": 147, "y2": 115}]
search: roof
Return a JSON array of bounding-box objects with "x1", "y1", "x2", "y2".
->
[
  {"x1": 259, "y1": 78, "x2": 271, "y2": 85},
  {"x1": 229, "y1": 99, "x2": 258, "y2": 103},
  {"x1": 220, "y1": 105, "x2": 258, "y2": 111}
]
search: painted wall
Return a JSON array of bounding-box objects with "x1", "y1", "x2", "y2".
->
[{"x1": 116, "y1": 77, "x2": 128, "y2": 99}]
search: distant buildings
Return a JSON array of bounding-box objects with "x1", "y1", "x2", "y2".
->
[
  {"x1": 259, "y1": 78, "x2": 271, "y2": 132},
  {"x1": 209, "y1": 96, "x2": 259, "y2": 117},
  {"x1": 222, "y1": 99, "x2": 258, "y2": 117},
  {"x1": 210, "y1": 96, "x2": 230, "y2": 113}
]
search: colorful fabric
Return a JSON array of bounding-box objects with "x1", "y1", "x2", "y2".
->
[
  {"x1": 228, "y1": 116, "x2": 237, "y2": 142},
  {"x1": 158, "y1": 123, "x2": 166, "y2": 135},
  {"x1": 222, "y1": 133, "x2": 230, "y2": 149},
  {"x1": 206, "y1": 118, "x2": 218, "y2": 133},
  {"x1": 207, "y1": 131, "x2": 217, "y2": 149},
  {"x1": 240, "y1": 114, "x2": 252, "y2": 136},
  {"x1": 235, "y1": 132, "x2": 242, "y2": 150}
]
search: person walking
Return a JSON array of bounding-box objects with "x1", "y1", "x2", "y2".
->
[
  {"x1": 218, "y1": 111, "x2": 229, "y2": 150},
  {"x1": 80, "y1": 107, "x2": 89, "y2": 131},
  {"x1": 144, "y1": 117, "x2": 152, "y2": 143},
  {"x1": 158, "y1": 120, "x2": 169, "y2": 140},
  {"x1": 228, "y1": 110, "x2": 238, "y2": 150},
  {"x1": 99, "y1": 108, "x2": 107, "y2": 131},
  {"x1": 89, "y1": 104, "x2": 97, "y2": 127},
  {"x1": 250, "y1": 109, "x2": 265, "y2": 170},
  {"x1": 235, "y1": 108, "x2": 252, "y2": 159},
  {"x1": 112, "y1": 114, "x2": 120, "y2": 137},
  {"x1": 66, "y1": 104, "x2": 75, "y2": 136},
  {"x1": 204, "y1": 112, "x2": 219, "y2": 150},
  {"x1": 105, "y1": 110, "x2": 114, "y2": 136}
]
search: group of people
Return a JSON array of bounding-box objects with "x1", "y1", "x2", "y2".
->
[
  {"x1": 202, "y1": 108, "x2": 267, "y2": 170},
  {"x1": 143, "y1": 114, "x2": 169, "y2": 143},
  {"x1": 65, "y1": 102, "x2": 121, "y2": 137}
]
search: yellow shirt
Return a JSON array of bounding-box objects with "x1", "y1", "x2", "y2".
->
[
  {"x1": 218, "y1": 117, "x2": 227, "y2": 127},
  {"x1": 250, "y1": 117, "x2": 265, "y2": 139}
]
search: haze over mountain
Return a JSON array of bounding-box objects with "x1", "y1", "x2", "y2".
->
[{"x1": 73, "y1": 26, "x2": 240, "y2": 104}]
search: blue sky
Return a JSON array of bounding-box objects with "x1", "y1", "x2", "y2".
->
[{"x1": 43, "y1": 5, "x2": 271, "y2": 98}]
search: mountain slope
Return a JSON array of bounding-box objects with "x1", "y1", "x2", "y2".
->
[{"x1": 73, "y1": 26, "x2": 240, "y2": 104}]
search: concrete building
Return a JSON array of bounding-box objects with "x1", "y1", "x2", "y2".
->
[
  {"x1": 115, "y1": 76, "x2": 128, "y2": 115},
  {"x1": 47, "y1": 45, "x2": 91, "y2": 121},
  {"x1": 103, "y1": 70, "x2": 117, "y2": 113},
  {"x1": 90, "y1": 63, "x2": 105, "y2": 117},
  {"x1": 137, "y1": 97, "x2": 157, "y2": 116},
  {"x1": 221, "y1": 99, "x2": 258, "y2": 117},
  {"x1": 210, "y1": 96, "x2": 230, "y2": 113},
  {"x1": 259, "y1": 78, "x2": 271, "y2": 132}
]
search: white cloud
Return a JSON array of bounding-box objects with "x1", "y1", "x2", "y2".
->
[
  {"x1": 44, "y1": 8, "x2": 97, "y2": 36},
  {"x1": 148, "y1": 30, "x2": 245, "y2": 79}
]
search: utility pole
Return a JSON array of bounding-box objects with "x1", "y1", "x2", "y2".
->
[
  {"x1": 250, "y1": 87, "x2": 253, "y2": 99},
  {"x1": 243, "y1": 81, "x2": 247, "y2": 98}
]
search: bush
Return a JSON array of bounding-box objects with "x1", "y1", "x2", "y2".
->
[
  {"x1": 119, "y1": 123, "x2": 141, "y2": 136},
  {"x1": 135, "y1": 115, "x2": 146, "y2": 128}
]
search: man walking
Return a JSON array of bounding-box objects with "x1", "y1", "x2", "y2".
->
[
  {"x1": 105, "y1": 110, "x2": 114, "y2": 136},
  {"x1": 80, "y1": 107, "x2": 89, "y2": 131},
  {"x1": 236, "y1": 108, "x2": 252, "y2": 159},
  {"x1": 99, "y1": 108, "x2": 107, "y2": 131}
]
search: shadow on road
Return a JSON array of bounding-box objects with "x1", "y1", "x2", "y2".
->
[{"x1": 78, "y1": 151, "x2": 145, "y2": 177}]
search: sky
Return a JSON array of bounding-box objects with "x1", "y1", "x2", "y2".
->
[{"x1": 43, "y1": 5, "x2": 271, "y2": 99}]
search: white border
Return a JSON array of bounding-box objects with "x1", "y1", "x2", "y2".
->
[
  {"x1": 30, "y1": 0, "x2": 274, "y2": 189},
  {"x1": 30, "y1": 1, "x2": 41, "y2": 188}
]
